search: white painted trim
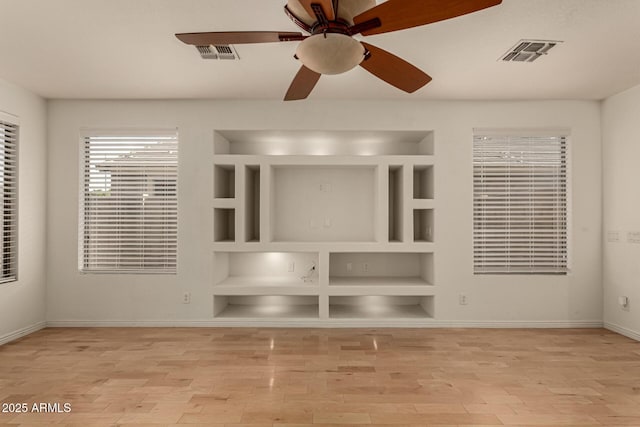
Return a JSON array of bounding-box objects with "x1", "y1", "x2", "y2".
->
[
  {"x1": 473, "y1": 127, "x2": 571, "y2": 137},
  {"x1": 0, "y1": 110, "x2": 19, "y2": 125},
  {"x1": 0, "y1": 320, "x2": 606, "y2": 343},
  {"x1": 604, "y1": 322, "x2": 640, "y2": 342},
  {"x1": 46, "y1": 319, "x2": 603, "y2": 329},
  {"x1": 0, "y1": 321, "x2": 46, "y2": 346}
]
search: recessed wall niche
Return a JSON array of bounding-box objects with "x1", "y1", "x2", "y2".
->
[{"x1": 212, "y1": 129, "x2": 435, "y2": 323}]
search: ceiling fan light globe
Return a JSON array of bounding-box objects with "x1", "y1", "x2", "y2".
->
[{"x1": 296, "y1": 33, "x2": 365, "y2": 75}]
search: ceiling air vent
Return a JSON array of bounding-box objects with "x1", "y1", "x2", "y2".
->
[
  {"x1": 500, "y1": 39, "x2": 561, "y2": 63},
  {"x1": 195, "y1": 44, "x2": 240, "y2": 60}
]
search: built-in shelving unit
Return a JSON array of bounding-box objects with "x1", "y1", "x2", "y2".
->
[
  {"x1": 244, "y1": 165, "x2": 260, "y2": 243},
  {"x1": 213, "y1": 208, "x2": 235, "y2": 242},
  {"x1": 214, "y1": 165, "x2": 235, "y2": 199},
  {"x1": 413, "y1": 209, "x2": 434, "y2": 243},
  {"x1": 212, "y1": 130, "x2": 435, "y2": 324}
]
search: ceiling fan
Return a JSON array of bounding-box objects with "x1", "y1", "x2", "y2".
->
[{"x1": 176, "y1": 0, "x2": 502, "y2": 100}]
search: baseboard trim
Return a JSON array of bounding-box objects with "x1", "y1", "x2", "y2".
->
[
  {"x1": 46, "y1": 319, "x2": 604, "y2": 329},
  {"x1": 0, "y1": 321, "x2": 47, "y2": 346},
  {"x1": 604, "y1": 321, "x2": 640, "y2": 342},
  {"x1": 432, "y1": 320, "x2": 603, "y2": 328}
]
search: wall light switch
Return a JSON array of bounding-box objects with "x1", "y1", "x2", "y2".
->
[
  {"x1": 288, "y1": 261, "x2": 295, "y2": 272},
  {"x1": 346, "y1": 262, "x2": 353, "y2": 272},
  {"x1": 628, "y1": 231, "x2": 640, "y2": 244},
  {"x1": 323, "y1": 218, "x2": 331, "y2": 228},
  {"x1": 607, "y1": 231, "x2": 620, "y2": 242}
]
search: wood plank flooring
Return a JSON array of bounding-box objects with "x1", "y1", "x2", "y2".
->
[{"x1": 0, "y1": 327, "x2": 639, "y2": 426}]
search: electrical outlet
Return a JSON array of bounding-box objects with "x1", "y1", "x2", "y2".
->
[
  {"x1": 607, "y1": 231, "x2": 620, "y2": 243},
  {"x1": 346, "y1": 262, "x2": 353, "y2": 272},
  {"x1": 362, "y1": 262, "x2": 369, "y2": 273},
  {"x1": 182, "y1": 292, "x2": 191, "y2": 304},
  {"x1": 459, "y1": 294, "x2": 468, "y2": 305},
  {"x1": 288, "y1": 261, "x2": 295, "y2": 272}
]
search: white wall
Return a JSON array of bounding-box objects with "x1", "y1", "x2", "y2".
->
[
  {"x1": 602, "y1": 84, "x2": 640, "y2": 339},
  {"x1": 0, "y1": 78, "x2": 47, "y2": 342},
  {"x1": 46, "y1": 99, "x2": 602, "y2": 325}
]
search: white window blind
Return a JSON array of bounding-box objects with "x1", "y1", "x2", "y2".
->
[
  {"x1": 0, "y1": 118, "x2": 18, "y2": 283},
  {"x1": 473, "y1": 134, "x2": 568, "y2": 274},
  {"x1": 79, "y1": 132, "x2": 178, "y2": 273}
]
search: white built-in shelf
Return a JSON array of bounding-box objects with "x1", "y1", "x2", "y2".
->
[
  {"x1": 214, "y1": 164, "x2": 235, "y2": 199},
  {"x1": 214, "y1": 276, "x2": 318, "y2": 295},
  {"x1": 412, "y1": 199, "x2": 434, "y2": 209},
  {"x1": 212, "y1": 199, "x2": 236, "y2": 208},
  {"x1": 214, "y1": 295, "x2": 319, "y2": 319},
  {"x1": 211, "y1": 130, "x2": 436, "y2": 323},
  {"x1": 214, "y1": 154, "x2": 435, "y2": 166},
  {"x1": 328, "y1": 277, "x2": 434, "y2": 297},
  {"x1": 413, "y1": 165, "x2": 434, "y2": 200},
  {"x1": 215, "y1": 303, "x2": 320, "y2": 319},
  {"x1": 330, "y1": 304, "x2": 431, "y2": 319},
  {"x1": 214, "y1": 130, "x2": 434, "y2": 156},
  {"x1": 212, "y1": 242, "x2": 435, "y2": 252},
  {"x1": 329, "y1": 295, "x2": 434, "y2": 319},
  {"x1": 329, "y1": 276, "x2": 431, "y2": 286}
]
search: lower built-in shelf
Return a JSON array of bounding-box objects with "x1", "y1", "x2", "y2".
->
[
  {"x1": 214, "y1": 295, "x2": 319, "y2": 319},
  {"x1": 329, "y1": 296, "x2": 434, "y2": 319}
]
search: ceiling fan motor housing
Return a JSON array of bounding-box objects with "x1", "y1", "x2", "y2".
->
[{"x1": 296, "y1": 33, "x2": 365, "y2": 75}]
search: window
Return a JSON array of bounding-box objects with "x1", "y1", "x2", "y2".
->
[
  {"x1": 0, "y1": 114, "x2": 18, "y2": 283},
  {"x1": 79, "y1": 131, "x2": 178, "y2": 273},
  {"x1": 473, "y1": 132, "x2": 568, "y2": 274}
]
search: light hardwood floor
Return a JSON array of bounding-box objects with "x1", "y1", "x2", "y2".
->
[{"x1": 0, "y1": 327, "x2": 639, "y2": 426}]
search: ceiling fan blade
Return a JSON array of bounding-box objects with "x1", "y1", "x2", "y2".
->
[
  {"x1": 359, "y1": 42, "x2": 431, "y2": 93},
  {"x1": 298, "y1": 0, "x2": 336, "y2": 21},
  {"x1": 353, "y1": 0, "x2": 502, "y2": 36},
  {"x1": 284, "y1": 65, "x2": 321, "y2": 101},
  {"x1": 176, "y1": 31, "x2": 305, "y2": 46}
]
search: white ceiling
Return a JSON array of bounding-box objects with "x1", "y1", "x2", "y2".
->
[{"x1": 0, "y1": 0, "x2": 639, "y2": 101}]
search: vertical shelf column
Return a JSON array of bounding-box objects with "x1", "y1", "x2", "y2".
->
[
  {"x1": 235, "y1": 165, "x2": 246, "y2": 243},
  {"x1": 260, "y1": 165, "x2": 272, "y2": 243},
  {"x1": 377, "y1": 164, "x2": 389, "y2": 243},
  {"x1": 213, "y1": 163, "x2": 237, "y2": 243},
  {"x1": 402, "y1": 165, "x2": 413, "y2": 242},
  {"x1": 244, "y1": 165, "x2": 260, "y2": 243},
  {"x1": 388, "y1": 165, "x2": 404, "y2": 242},
  {"x1": 318, "y1": 250, "x2": 330, "y2": 319}
]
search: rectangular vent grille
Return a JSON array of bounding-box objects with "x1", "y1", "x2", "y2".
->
[
  {"x1": 195, "y1": 44, "x2": 240, "y2": 60},
  {"x1": 500, "y1": 39, "x2": 561, "y2": 63}
]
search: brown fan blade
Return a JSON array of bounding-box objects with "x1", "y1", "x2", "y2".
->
[
  {"x1": 284, "y1": 65, "x2": 321, "y2": 101},
  {"x1": 175, "y1": 31, "x2": 305, "y2": 46},
  {"x1": 298, "y1": 0, "x2": 336, "y2": 21},
  {"x1": 359, "y1": 42, "x2": 431, "y2": 93},
  {"x1": 353, "y1": 0, "x2": 502, "y2": 36}
]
